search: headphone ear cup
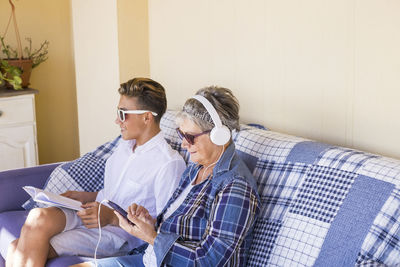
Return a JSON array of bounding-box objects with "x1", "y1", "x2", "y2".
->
[{"x1": 210, "y1": 126, "x2": 231, "y2": 146}]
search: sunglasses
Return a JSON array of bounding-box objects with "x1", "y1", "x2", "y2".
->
[
  {"x1": 176, "y1": 128, "x2": 211, "y2": 145},
  {"x1": 117, "y1": 109, "x2": 158, "y2": 122}
]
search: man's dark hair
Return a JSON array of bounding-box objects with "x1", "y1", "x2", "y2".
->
[{"x1": 118, "y1": 78, "x2": 167, "y2": 123}]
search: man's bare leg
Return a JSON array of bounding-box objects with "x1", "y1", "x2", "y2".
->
[
  {"x1": 8, "y1": 207, "x2": 66, "y2": 267},
  {"x1": 7, "y1": 238, "x2": 59, "y2": 267},
  {"x1": 5, "y1": 239, "x2": 18, "y2": 267}
]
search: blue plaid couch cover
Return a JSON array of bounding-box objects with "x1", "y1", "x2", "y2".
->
[{"x1": 24, "y1": 111, "x2": 400, "y2": 266}]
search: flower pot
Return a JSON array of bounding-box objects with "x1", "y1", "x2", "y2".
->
[{"x1": 7, "y1": 59, "x2": 33, "y2": 87}]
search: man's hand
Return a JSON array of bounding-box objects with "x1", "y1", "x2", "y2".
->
[
  {"x1": 77, "y1": 202, "x2": 118, "y2": 229},
  {"x1": 61, "y1": 191, "x2": 98, "y2": 204},
  {"x1": 115, "y1": 203, "x2": 157, "y2": 245}
]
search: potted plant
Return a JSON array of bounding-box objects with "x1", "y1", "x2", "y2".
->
[
  {"x1": 0, "y1": 59, "x2": 22, "y2": 90},
  {"x1": 0, "y1": 0, "x2": 49, "y2": 90},
  {"x1": 0, "y1": 36, "x2": 49, "y2": 89}
]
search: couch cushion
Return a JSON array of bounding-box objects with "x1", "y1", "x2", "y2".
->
[{"x1": 0, "y1": 210, "x2": 28, "y2": 259}]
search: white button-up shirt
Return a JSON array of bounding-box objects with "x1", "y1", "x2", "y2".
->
[{"x1": 96, "y1": 132, "x2": 186, "y2": 249}]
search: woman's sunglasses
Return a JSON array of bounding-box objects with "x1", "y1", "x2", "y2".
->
[
  {"x1": 117, "y1": 109, "x2": 158, "y2": 122},
  {"x1": 176, "y1": 128, "x2": 211, "y2": 145}
]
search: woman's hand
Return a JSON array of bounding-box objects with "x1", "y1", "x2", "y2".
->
[
  {"x1": 115, "y1": 203, "x2": 157, "y2": 245},
  {"x1": 77, "y1": 201, "x2": 118, "y2": 228},
  {"x1": 61, "y1": 191, "x2": 98, "y2": 204}
]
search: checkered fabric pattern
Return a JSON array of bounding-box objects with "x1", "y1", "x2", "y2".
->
[
  {"x1": 21, "y1": 110, "x2": 400, "y2": 266},
  {"x1": 290, "y1": 165, "x2": 358, "y2": 223}
]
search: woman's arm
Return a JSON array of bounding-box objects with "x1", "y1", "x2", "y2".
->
[
  {"x1": 154, "y1": 178, "x2": 259, "y2": 267},
  {"x1": 115, "y1": 203, "x2": 158, "y2": 244}
]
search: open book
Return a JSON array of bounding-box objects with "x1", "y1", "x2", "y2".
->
[{"x1": 23, "y1": 186, "x2": 83, "y2": 211}]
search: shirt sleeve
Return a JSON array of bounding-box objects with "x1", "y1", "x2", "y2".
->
[
  {"x1": 153, "y1": 178, "x2": 259, "y2": 267},
  {"x1": 154, "y1": 159, "x2": 187, "y2": 216},
  {"x1": 95, "y1": 189, "x2": 104, "y2": 202}
]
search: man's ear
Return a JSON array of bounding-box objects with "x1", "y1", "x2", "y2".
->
[{"x1": 144, "y1": 112, "x2": 152, "y2": 124}]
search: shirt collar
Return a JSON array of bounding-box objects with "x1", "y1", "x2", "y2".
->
[
  {"x1": 135, "y1": 131, "x2": 164, "y2": 154},
  {"x1": 121, "y1": 131, "x2": 164, "y2": 155}
]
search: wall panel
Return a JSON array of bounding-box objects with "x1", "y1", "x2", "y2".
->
[
  {"x1": 353, "y1": 0, "x2": 400, "y2": 158},
  {"x1": 149, "y1": 0, "x2": 400, "y2": 159}
]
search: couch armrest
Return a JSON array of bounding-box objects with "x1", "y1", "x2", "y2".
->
[{"x1": 0, "y1": 163, "x2": 61, "y2": 212}]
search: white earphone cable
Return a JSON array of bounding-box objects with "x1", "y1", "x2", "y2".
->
[
  {"x1": 94, "y1": 199, "x2": 108, "y2": 267},
  {"x1": 201, "y1": 145, "x2": 225, "y2": 181}
]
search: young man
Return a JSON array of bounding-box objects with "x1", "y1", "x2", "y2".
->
[{"x1": 6, "y1": 78, "x2": 186, "y2": 267}]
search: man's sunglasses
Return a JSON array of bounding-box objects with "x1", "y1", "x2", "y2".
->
[
  {"x1": 176, "y1": 128, "x2": 211, "y2": 145},
  {"x1": 117, "y1": 109, "x2": 158, "y2": 122}
]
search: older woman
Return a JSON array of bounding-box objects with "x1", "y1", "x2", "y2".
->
[{"x1": 75, "y1": 86, "x2": 260, "y2": 267}]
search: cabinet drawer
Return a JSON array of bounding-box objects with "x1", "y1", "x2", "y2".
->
[{"x1": 0, "y1": 96, "x2": 34, "y2": 125}]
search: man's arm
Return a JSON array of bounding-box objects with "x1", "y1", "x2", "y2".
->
[
  {"x1": 61, "y1": 191, "x2": 98, "y2": 204},
  {"x1": 78, "y1": 201, "x2": 119, "y2": 228}
]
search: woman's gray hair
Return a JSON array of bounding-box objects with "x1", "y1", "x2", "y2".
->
[{"x1": 177, "y1": 86, "x2": 240, "y2": 132}]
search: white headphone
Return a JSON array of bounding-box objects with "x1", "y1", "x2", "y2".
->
[{"x1": 191, "y1": 95, "x2": 231, "y2": 146}]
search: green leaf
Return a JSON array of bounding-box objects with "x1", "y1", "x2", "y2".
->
[
  {"x1": 11, "y1": 83, "x2": 22, "y2": 90},
  {"x1": 13, "y1": 76, "x2": 22, "y2": 83},
  {"x1": 10, "y1": 67, "x2": 22, "y2": 77},
  {"x1": 9, "y1": 77, "x2": 22, "y2": 90},
  {"x1": 0, "y1": 60, "x2": 7, "y2": 67}
]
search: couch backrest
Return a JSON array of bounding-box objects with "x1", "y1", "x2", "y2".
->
[{"x1": 161, "y1": 110, "x2": 400, "y2": 267}]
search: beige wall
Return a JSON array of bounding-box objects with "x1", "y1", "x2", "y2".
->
[
  {"x1": 149, "y1": 0, "x2": 400, "y2": 159},
  {"x1": 117, "y1": 0, "x2": 150, "y2": 83},
  {"x1": 71, "y1": 0, "x2": 121, "y2": 155},
  {"x1": 0, "y1": 0, "x2": 80, "y2": 163}
]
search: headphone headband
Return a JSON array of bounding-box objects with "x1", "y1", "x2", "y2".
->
[{"x1": 191, "y1": 95, "x2": 223, "y2": 128}]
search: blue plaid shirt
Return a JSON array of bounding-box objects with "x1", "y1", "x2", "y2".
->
[{"x1": 153, "y1": 142, "x2": 260, "y2": 267}]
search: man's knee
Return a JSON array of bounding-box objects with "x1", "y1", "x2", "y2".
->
[
  {"x1": 25, "y1": 208, "x2": 54, "y2": 227},
  {"x1": 22, "y1": 207, "x2": 65, "y2": 235}
]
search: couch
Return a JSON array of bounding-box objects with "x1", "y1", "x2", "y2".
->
[{"x1": 0, "y1": 110, "x2": 399, "y2": 266}]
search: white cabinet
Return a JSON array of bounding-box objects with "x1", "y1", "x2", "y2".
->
[{"x1": 0, "y1": 91, "x2": 39, "y2": 171}]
